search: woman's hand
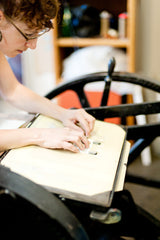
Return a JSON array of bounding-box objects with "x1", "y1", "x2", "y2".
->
[
  {"x1": 60, "y1": 109, "x2": 95, "y2": 137},
  {"x1": 38, "y1": 127, "x2": 90, "y2": 153}
]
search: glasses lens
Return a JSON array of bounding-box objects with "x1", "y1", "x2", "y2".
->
[
  {"x1": 38, "y1": 28, "x2": 50, "y2": 36},
  {"x1": 27, "y1": 28, "x2": 50, "y2": 39}
]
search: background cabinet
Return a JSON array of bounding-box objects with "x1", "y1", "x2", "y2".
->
[{"x1": 53, "y1": 0, "x2": 137, "y2": 84}]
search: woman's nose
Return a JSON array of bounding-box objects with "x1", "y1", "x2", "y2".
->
[{"x1": 26, "y1": 38, "x2": 38, "y2": 49}]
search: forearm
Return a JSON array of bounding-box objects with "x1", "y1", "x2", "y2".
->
[
  {"x1": 0, "y1": 126, "x2": 89, "y2": 153},
  {"x1": 6, "y1": 82, "x2": 67, "y2": 122},
  {"x1": 4, "y1": 82, "x2": 94, "y2": 136},
  {"x1": 0, "y1": 128, "x2": 43, "y2": 152}
]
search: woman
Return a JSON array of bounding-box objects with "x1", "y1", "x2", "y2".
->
[{"x1": 0, "y1": 0, "x2": 95, "y2": 153}]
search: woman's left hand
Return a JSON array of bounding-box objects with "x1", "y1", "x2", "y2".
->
[{"x1": 61, "y1": 109, "x2": 95, "y2": 137}]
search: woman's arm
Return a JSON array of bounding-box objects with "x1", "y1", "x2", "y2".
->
[
  {"x1": 0, "y1": 52, "x2": 95, "y2": 152},
  {"x1": 0, "y1": 127, "x2": 89, "y2": 152},
  {"x1": 0, "y1": 52, "x2": 95, "y2": 136}
]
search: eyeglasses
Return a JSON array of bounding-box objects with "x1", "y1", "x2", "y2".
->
[{"x1": 6, "y1": 15, "x2": 50, "y2": 41}]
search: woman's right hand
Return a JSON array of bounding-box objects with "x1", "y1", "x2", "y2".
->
[{"x1": 37, "y1": 127, "x2": 90, "y2": 153}]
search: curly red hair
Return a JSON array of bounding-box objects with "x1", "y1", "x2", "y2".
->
[{"x1": 0, "y1": 0, "x2": 59, "y2": 29}]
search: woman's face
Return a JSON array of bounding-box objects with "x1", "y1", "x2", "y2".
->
[{"x1": 0, "y1": 15, "x2": 38, "y2": 57}]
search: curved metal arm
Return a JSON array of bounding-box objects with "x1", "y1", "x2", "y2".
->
[{"x1": 0, "y1": 165, "x2": 89, "y2": 240}]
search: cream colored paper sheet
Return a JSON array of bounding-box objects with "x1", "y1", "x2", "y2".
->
[{"x1": 2, "y1": 115, "x2": 130, "y2": 203}]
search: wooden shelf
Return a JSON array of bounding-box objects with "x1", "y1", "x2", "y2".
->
[
  {"x1": 53, "y1": 0, "x2": 137, "y2": 84},
  {"x1": 56, "y1": 37, "x2": 129, "y2": 48}
]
